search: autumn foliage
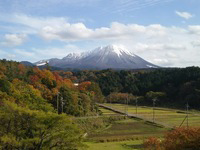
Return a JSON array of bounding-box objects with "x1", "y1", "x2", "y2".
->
[
  {"x1": 0, "y1": 60, "x2": 104, "y2": 116},
  {"x1": 0, "y1": 60, "x2": 105, "y2": 149},
  {"x1": 144, "y1": 127, "x2": 200, "y2": 150},
  {"x1": 144, "y1": 137, "x2": 162, "y2": 150}
]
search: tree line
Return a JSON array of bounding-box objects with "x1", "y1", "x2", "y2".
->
[{"x1": 75, "y1": 67, "x2": 200, "y2": 109}]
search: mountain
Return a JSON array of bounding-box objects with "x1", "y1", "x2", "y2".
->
[
  {"x1": 34, "y1": 45, "x2": 159, "y2": 70},
  {"x1": 20, "y1": 61, "x2": 35, "y2": 67}
]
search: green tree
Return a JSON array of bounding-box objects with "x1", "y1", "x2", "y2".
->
[
  {"x1": 145, "y1": 91, "x2": 166, "y2": 105},
  {"x1": 0, "y1": 79, "x2": 12, "y2": 94},
  {"x1": 88, "y1": 82, "x2": 104, "y2": 103},
  {"x1": 79, "y1": 93, "x2": 91, "y2": 116},
  {"x1": 0, "y1": 101, "x2": 84, "y2": 150},
  {"x1": 60, "y1": 86, "x2": 79, "y2": 116}
]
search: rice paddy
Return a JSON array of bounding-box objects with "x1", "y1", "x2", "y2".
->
[{"x1": 103, "y1": 103, "x2": 200, "y2": 127}]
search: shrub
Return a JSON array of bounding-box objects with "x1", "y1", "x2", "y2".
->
[
  {"x1": 144, "y1": 137, "x2": 163, "y2": 150},
  {"x1": 144, "y1": 127, "x2": 200, "y2": 150},
  {"x1": 163, "y1": 127, "x2": 200, "y2": 150}
]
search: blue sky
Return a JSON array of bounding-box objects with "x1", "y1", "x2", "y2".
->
[{"x1": 0, "y1": 0, "x2": 200, "y2": 67}]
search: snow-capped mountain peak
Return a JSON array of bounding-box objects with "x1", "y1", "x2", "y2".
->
[
  {"x1": 34, "y1": 45, "x2": 159, "y2": 69},
  {"x1": 62, "y1": 52, "x2": 83, "y2": 60},
  {"x1": 93, "y1": 45, "x2": 135, "y2": 57}
]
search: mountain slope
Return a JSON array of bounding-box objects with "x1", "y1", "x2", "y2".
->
[
  {"x1": 34, "y1": 45, "x2": 159, "y2": 69},
  {"x1": 20, "y1": 61, "x2": 35, "y2": 67}
]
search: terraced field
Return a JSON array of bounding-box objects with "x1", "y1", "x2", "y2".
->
[
  {"x1": 86, "y1": 140, "x2": 143, "y2": 150},
  {"x1": 104, "y1": 103, "x2": 200, "y2": 127},
  {"x1": 87, "y1": 119, "x2": 168, "y2": 142}
]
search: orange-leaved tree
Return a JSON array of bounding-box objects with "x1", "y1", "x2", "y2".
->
[{"x1": 144, "y1": 127, "x2": 200, "y2": 150}]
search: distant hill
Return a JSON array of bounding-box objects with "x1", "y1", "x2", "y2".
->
[{"x1": 20, "y1": 61, "x2": 35, "y2": 67}]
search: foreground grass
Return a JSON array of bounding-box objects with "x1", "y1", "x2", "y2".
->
[{"x1": 85, "y1": 140, "x2": 143, "y2": 150}]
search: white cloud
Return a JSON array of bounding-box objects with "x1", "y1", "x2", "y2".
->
[
  {"x1": 32, "y1": 45, "x2": 82, "y2": 59},
  {"x1": 14, "y1": 49, "x2": 35, "y2": 57},
  {"x1": 7, "y1": 54, "x2": 16, "y2": 59},
  {"x1": 1, "y1": 34, "x2": 27, "y2": 46},
  {"x1": 1, "y1": 14, "x2": 200, "y2": 67},
  {"x1": 110, "y1": 0, "x2": 173, "y2": 14},
  {"x1": 132, "y1": 43, "x2": 185, "y2": 52},
  {"x1": 191, "y1": 40, "x2": 200, "y2": 47},
  {"x1": 188, "y1": 25, "x2": 200, "y2": 35},
  {"x1": 152, "y1": 58, "x2": 170, "y2": 66},
  {"x1": 0, "y1": 14, "x2": 168, "y2": 41},
  {"x1": 11, "y1": 44, "x2": 84, "y2": 62},
  {"x1": 175, "y1": 11, "x2": 194, "y2": 20},
  {"x1": 165, "y1": 52, "x2": 177, "y2": 58}
]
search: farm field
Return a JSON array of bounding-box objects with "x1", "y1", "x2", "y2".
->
[
  {"x1": 104, "y1": 103, "x2": 200, "y2": 127},
  {"x1": 85, "y1": 140, "x2": 143, "y2": 150},
  {"x1": 99, "y1": 107, "x2": 119, "y2": 116},
  {"x1": 87, "y1": 118, "x2": 168, "y2": 142},
  {"x1": 85, "y1": 115, "x2": 167, "y2": 149},
  {"x1": 85, "y1": 104, "x2": 200, "y2": 149}
]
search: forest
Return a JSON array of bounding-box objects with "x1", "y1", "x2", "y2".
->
[{"x1": 75, "y1": 67, "x2": 200, "y2": 109}]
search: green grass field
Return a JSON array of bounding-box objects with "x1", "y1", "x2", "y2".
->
[
  {"x1": 85, "y1": 140, "x2": 143, "y2": 150},
  {"x1": 104, "y1": 103, "x2": 200, "y2": 127}
]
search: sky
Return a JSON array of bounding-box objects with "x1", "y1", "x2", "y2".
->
[{"x1": 0, "y1": 0, "x2": 200, "y2": 67}]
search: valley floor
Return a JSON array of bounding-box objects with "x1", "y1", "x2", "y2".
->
[{"x1": 84, "y1": 103, "x2": 200, "y2": 150}]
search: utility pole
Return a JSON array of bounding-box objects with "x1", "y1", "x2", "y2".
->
[
  {"x1": 57, "y1": 92, "x2": 60, "y2": 114},
  {"x1": 124, "y1": 94, "x2": 129, "y2": 116},
  {"x1": 126, "y1": 95, "x2": 129, "y2": 116},
  {"x1": 124, "y1": 98, "x2": 126, "y2": 115},
  {"x1": 135, "y1": 97, "x2": 138, "y2": 116},
  {"x1": 152, "y1": 98, "x2": 157, "y2": 123},
  {"x1": 186, "y1": 103, "x2": 189, "y2": 129},
  {"x1": 61, "y1": 96, "x2": 64, "y2": 114}
]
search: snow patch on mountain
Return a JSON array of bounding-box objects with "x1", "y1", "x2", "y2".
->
[
  {"x1": 35, "y1": 60, "x2": 49, "y2": 66},
  {"x1": 62, "y1": 52, "x2": 84, "y2": 60},
  {"x1": 91, "y1": 45, "x2": 135, "y2": 57}
]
